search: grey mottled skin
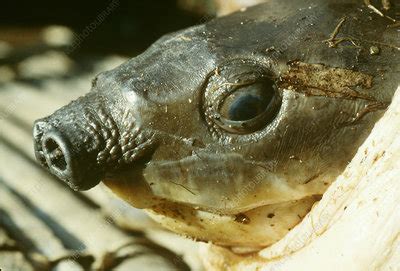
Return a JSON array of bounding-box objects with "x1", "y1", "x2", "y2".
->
[{"x1": 33, "y1": 0, "x2": 399, "y2": 246}]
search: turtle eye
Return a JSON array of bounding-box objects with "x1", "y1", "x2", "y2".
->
[
  {"x1": 216, "y1": 77, "x2": 280, "y2": 133},
  {"x1": 220, "y1": 82, "x2": 275, "y2": 122},
  {"x1": 203, "y1": 60, "x2": 281, "y2": 135}
]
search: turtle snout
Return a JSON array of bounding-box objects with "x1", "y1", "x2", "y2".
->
[
  {"x1": 41, "y1": 131, "x2": 68, "y2": 172},
  {"x1": 34, "y1": 122, "x2": 71, "y2": 178},
  {"x1": 33, "y1": 119, "x2": 103, "y2": 191}
]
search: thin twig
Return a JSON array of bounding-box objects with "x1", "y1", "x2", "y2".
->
[
  {"x1": 364, "y1": 0, "x2": 385, "y2": 17},
  {"x1": 364, "y1": 0, "x2": 396, "y2": 22},
  {"x1": 169, "y1": 181, "x2": 197, "y2": 195},
  {"x1": 388, "y1": 22, "x2": 400, "y2": 28},
  {"x1": 330, "y1": 17, "x2": 347, "y2": 41},
  {"x1": 323, "y1": 17, "x2": 361, "y2": 48}
]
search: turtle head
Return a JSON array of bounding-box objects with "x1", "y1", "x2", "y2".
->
[{"x1": 33, "y1": 0, "x2": 398, "y2": 247}]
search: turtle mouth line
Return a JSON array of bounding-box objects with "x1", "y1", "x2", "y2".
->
[{"x1": 150, "y1": 193, "x2": 322, "y2": 217}]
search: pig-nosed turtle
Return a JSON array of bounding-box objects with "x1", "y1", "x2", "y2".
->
[{"x1": 33, "y1": 0, "x2": 399, "y2": 247}]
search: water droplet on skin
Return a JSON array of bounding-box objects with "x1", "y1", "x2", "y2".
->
[
  {"x1": 234, "y1": 213, "x2": 250, "y2": 224},
  {"x1": 369, "y1": 46, "x2": 380, "y2": 55},
  {"x1": 84, "y1": 136, "x2": 90, "y2": 143},
  {"x1": 212, "y1": 113, "x2": 221, "y2": 120},
  {"x1": 183, "y1": 138, "x2": 194, "y2": 146}
]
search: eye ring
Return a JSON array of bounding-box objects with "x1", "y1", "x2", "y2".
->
[{"x1": 203, "y1": 60, "x2": 281, "y2": 135}]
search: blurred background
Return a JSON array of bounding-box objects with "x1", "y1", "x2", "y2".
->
[
  {"x1": 0, "y1": 0, "x2": 215, "y2": 82},
  {"x1": 0, "y1": 0, "x2": 265, "y2": 270}
]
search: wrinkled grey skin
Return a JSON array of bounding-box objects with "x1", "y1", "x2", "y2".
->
[{"x1": 34, "y1": 0, "x2": 399, "y2": 219}]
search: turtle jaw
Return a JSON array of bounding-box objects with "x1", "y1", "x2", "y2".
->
[
  {"x1": 145, "y1": 196, "x2": 320, "y2": 247},
  {"x1": 102, "y1": 168, "x2": 320, "y2": 247}
]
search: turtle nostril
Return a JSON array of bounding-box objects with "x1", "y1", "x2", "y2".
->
[{"x1": 43, "y1": 137, "x2": 67, "y2": 171}]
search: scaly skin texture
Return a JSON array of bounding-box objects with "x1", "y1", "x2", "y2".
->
[{"x1": 34, "y1": 0, "x2": 399, "y2": 247}]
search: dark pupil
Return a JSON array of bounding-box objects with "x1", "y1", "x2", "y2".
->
[{"x1": 228, "y1": 94, "x2": 266, "y2": 121}]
